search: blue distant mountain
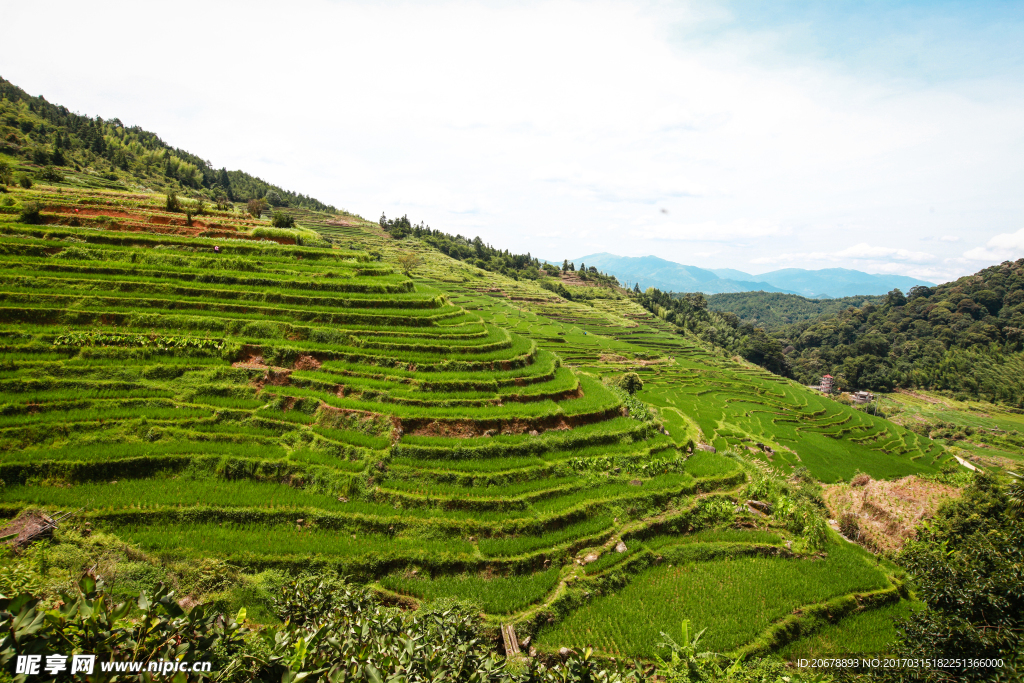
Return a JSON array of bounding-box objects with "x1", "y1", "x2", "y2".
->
[
  {"x1": 557, "y1": 254, "x2": 797, "y2": 295},
  {"x1": 560, "y1": 254, "x2": 933, "y2": 298},
  {"x1": 707, "y1": 266, "x2": 935, "y2": 298}
]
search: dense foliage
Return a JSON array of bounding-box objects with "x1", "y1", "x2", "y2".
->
[
  {"x1": 705, "y1": 292, "x2": 885, "y2": 332},
  {"x1": 769, "y1": 259, "x2": 1024, "y2": 400},
  {"x1": 888, "y1": 472, "x2": 1023, "y2": 681},
  {"x1": 0, "y1": 77, "x2": 336, "y2": 212},
  {"x1": 0, "y1": 574, "x2": 644, "y2": 683},
  {"x1": 0, "y1": 577, "x2": 248, "y2": 681},
  {"x1": 632, "y1": 288, "x2": 791, "y2": 376}
]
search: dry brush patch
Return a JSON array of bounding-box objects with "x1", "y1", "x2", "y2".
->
[{"x1": 823, "y1": 475, "x2": 961, "y2": 553}]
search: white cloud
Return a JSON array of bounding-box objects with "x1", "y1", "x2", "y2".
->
[
  {"x1": 963, "y1": 227, "x2": 1024, "y2": 261},
  {"x1": 630, "y1": 219, "x2": 788, "y2": 242},
  {"x1": 751, "y1": 242, "x2": 933, "y2": 265},
  {"x1": 747, "y1": 241, "x2": 969, "y2": 281},
  {"x1": 833, "y1": 243, "x2": 935, "y2": 262},
  {"x1": 962, "y1": 247, "x2": 1007, "y2": 262},
  {"x1": 988, "y1": 227, "x2": 1024, "y2": 250},
  {"x1": 940, "y1": 235, "x2": 961, "y2": 242}
]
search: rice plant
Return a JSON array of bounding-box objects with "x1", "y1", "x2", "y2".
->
[
  {"x1": 381, "y1": 566, "x2": 562, "y2": 614},
  {"x1": 538, "y1": 540, "x2": 890, "y2": 657},
  {"x1": 118, "y1": 523, "x2": 474, "y2": 558},
  {"x1": 478, "y1": 515, "x2": 614, "y2": 557}
]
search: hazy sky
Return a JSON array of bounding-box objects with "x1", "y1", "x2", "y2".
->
[{"x1": 4, "y1": 0, "x2": 1023, "y2": 283}]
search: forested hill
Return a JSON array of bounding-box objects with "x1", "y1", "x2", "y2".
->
[
  {"x1": 705, "y1": 292, "x2": 885, "y2": 332},
  {"x1": 776, "y1": 258, "x2": 1024, "y2": 404},
  {"x1": 0, "y1": 77, "x2": 336, "y2": 212}
]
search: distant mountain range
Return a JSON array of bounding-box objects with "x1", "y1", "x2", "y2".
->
[{"x1": 557, "y1": 253, "x2": 934, "y2": 298}]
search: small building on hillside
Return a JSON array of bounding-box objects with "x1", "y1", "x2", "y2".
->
[
  {"x1": 851, "y1": 390, "x2": 874, "y2": 404},
  {"x1": 820, "y1": 375, "x2": 834, "y2": 394}
]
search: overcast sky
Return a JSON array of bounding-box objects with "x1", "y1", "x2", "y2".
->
[{"x1": 4, "y1": 0, "x2": 1024, "y2": 283}]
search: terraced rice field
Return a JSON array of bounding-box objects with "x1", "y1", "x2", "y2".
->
[
  {"x1": 537, "y1": 539, "x2": 892, "y2": 657},
  {"x1": 419, "y1": 273, "x2": 949, "y2": 483},
  {"x1": 0, "y1": 184, "x2": 940, "y2": 661}
]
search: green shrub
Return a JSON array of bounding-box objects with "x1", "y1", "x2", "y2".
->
[
  {"x1": 165, "y1": 190, "x2": 180, "y2": 211},
  {"x1": 17, "y1": 175, "x2": 32, "y2": 189},
  {"x1": 247, "y1": 198, "x2": 266, "y2": 218},
  {"x1": 37, "y1": 165, "x2": 64, "y2": 182},
  {"x1": 618, "y1": 372, "x2": 644, "y2": 395},
  {"x1": 18, "y1": 201, "x2": 42, "y2": 224},
  {"x1": 30, "y1": 147, "x2": 49, "y2": 165},
  {"x1": 271, "y1": 211, "x2": 295, "y2": 228}
]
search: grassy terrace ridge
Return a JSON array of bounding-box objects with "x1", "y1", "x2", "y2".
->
[{"x1": 0, "y1": 182, "x2": 956, "y2": 663}]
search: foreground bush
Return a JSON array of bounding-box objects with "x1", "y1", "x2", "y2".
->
[
  {"x1": 0, "y1": 577, "x2": 248, "y2": 680},
  {"x1": 0, "y1": 574, "x2": 644, "y2": 683},
  {"x1": 884, "y1": 472, "x2": 1024, "y2": 682}
]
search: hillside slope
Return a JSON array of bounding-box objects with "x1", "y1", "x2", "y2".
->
[
  {"x1": 706, "y1": 292, "x2": 886, "y2": 331},
  {"x1": 0, "y1": 76, "x2": 337, "y2": 212},
  {"x1": 773, "y1": 262, "x2": 1024, "y2": 402}
]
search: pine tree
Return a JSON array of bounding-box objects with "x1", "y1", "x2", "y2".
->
[{"x1": 218, "y1": 168, "x2": 234, "y2": 201}]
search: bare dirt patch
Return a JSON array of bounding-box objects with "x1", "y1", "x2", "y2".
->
[
  {"x1": 404, "y1": 407, "x2": 617, "y2": 438},
  {"x1": 262, "y1": 369, "x2": 293, "y2": 387},
  {"x1": 49, "y1": 206, "x2": 134, "y2": 218},
  {"x1": 326, "y1": 217, "x2": 363, "y2": 227},
  {"x1": 232, "y1": 355, "x2": 270, "y2": 370},
  {"x1": 559, "y1": 272, "x2": 598, "y2": 288},
  {"x1": 630, "y1": 358, "x2": 668, "y2": 367},
  {"x1": 823, "y1": 475, "x2": 961, "y2": 554},
  {"x1": 1, "y1": 510, "x2": 56, "y2": 546},
  {"x1": 293, "y1": 355, "x2": 322, "y2": 371},
  {"x1": 233, "y1": 355, "x2": 292, "y2": 390}
]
